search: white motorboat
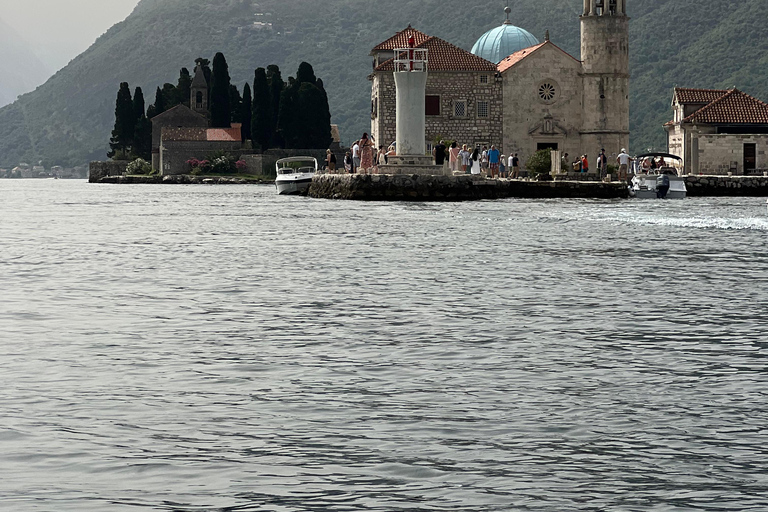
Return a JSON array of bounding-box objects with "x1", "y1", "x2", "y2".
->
[
  {"x1": 631, "y1": 170, "x2": 687, "y2": 199},
  {"x1": 275, "y1": 157, "x2": 317, "y2": 195}
]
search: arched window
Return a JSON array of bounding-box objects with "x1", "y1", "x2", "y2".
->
[{"x1": 196, "y1": 91, "x2": 204, "y2": 108}]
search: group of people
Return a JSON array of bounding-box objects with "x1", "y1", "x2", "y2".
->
[
  {"x1": 330, "y1": 133, "x2": 397, "y2": 174},
  {"x1": 433, "y1": 141, "x2": 521, "y2": 178},
  {"x1": 564, "y1": 148, "x2": 633, "y2": 180}
]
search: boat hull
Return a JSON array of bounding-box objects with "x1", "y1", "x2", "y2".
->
[
  {"x1": 275, "y1": 175, "x2": 313, "y2": 195},
  {"x1": 631, "y1": 175, "x2": 687, "y2": 199}
]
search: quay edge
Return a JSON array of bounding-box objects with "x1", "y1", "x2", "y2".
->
[{"x1": 308, "y1": 174, "x2": 630, "y2": 201}]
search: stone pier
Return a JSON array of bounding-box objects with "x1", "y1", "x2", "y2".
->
[{"x1": 308, "y1": 174, "x2": 629, "y2": 201}]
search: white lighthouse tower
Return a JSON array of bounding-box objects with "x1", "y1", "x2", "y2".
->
[{"x1": 380, "y1": 46, "x2": 445, "y2": 175}]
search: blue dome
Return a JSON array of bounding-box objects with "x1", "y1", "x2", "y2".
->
[{"x1": 471, "y1": 23, "x2": 540, "y2": 64}]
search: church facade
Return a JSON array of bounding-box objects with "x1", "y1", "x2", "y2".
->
[{"x1": 370, "y1": 0, "x2": 630, "y2": 166}]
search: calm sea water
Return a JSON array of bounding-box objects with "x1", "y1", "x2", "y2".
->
[{"x1": 2, "y1": 179, "x2": 768, "y2": 511}]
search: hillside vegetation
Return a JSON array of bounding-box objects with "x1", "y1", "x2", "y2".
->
[{"x1": 1, "y1": 0, "x2": 766, "y2": 167}]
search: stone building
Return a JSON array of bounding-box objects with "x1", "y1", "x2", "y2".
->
[
  {"x1": 665, "y1": 88, "x2": 768, "y2": 175},
  {"x1": 150, "y1": 104, "x2": 208, "y2": 170},
  {"x1": 370, "y1": 28, "x2": 502, "y2": 151},
  {"x1": 370, "y1": 0, "x2": 630, "y2": 164},
  {"x1": 159, "y1": 124, "x2": 243, "y2": 175}
]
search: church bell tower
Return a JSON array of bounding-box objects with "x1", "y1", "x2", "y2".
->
[{"x1": 580, "y1": 0, "x2": 630, "y2": 153}]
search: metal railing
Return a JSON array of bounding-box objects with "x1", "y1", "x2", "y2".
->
[{"x1": 393, "y1": 48, "x2": 428, "y2": 72}]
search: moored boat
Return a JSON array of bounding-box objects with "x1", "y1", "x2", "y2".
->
[{"x1": 275, "y1": 157, "x2": 317, "y2": 195}]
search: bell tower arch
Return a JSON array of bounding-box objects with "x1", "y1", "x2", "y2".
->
[{"x1": 580, "y1": 0, "x2": 630, "y2": 154}]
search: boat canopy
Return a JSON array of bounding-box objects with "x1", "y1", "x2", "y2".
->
[
  {"x1": 275, "y1": 157, "x2": 318, "y2": 174},
  {"x1": 636, "y1": 152, "x2": 682, "y2": 160}
]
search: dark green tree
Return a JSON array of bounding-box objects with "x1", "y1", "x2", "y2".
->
[
  {"x1": 161, "y1": 83, "x2": 180, "y2": 109},
  {"x1": 177, "y1": 68, "x2": 192, "y2": 107},
  {"x1": 277, "y1": 82, "x2": 299, "y2": 148},
  {"x1": 251, "y1": 67, "x2": 272, "y2": 151},
  {"x1": 108, "y1": 82, "x2": 135, "y2": 158},
  {"x1": 133, "y1": 115, "x2": 152, "y2": 161},
  {"x1": 266, "y1": 65, "x2": 284, "y2": 148},
  {"x1": 241, "y1": 82, "x2": 252, "y2": 143},
  {"x1": 229, "y1": 84, "x2": 243, "y2": 124},
  {"x1": 132, "y1": 86, "x2": 146, "y2": 122},
  {"x1": 296, "y1": 61, "x2": 317, "y2": 85},
  {"x1": 210, "y1": 52, "x2": 231, "y2": 127},
  {"x1": 296, "y1": 82, "x2": 332, "y2": 149},
  {"x1": 153, "y1": 86, "x2": 166, "y2": 116}
]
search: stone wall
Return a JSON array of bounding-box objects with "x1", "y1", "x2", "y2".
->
[
  {"x1": 684, "y1": 175, "x2": 768, "y2": 196},
  {"x1": 309, "y1": 174, "x2": 629, "y2": 201},
  {"x1": 371, "y1": 70, "x2": 503, "y2": 150},
  {"x1": 697, "y1": 134, "x2": 768, "y2": 175},
  {"x1": 88, "y1": 160, "x2": 130, "y2": 183}
]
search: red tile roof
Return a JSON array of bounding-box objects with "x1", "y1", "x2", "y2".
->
[
  {"x1": 374, "y1": 35, "x2": 497, "y2": 72},
  {"x1": 682, "y1": 89, "x2": 768, "y2": 124},
  {"x1": 371, "y1": 26, "x2": 431, "y2": 52},
  {"x1": 497, "y1": 41, "x2": 579, "y2": 73},
  {"x1": 207, "y1": 124, "x2": 242, "y2": 141},
  {"x1": 674, "y1": 87, "x2": 730, "y2": 104},
  {"x1": 162, "y1": 124, "x2": 243, "y2": 142},
  {"x1": 162, "y1": 127, "x2": 207, "y2": 141}
]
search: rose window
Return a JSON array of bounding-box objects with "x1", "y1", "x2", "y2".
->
[{"x1": 538, "y1": 83, "x2": 557, "y2": 102}]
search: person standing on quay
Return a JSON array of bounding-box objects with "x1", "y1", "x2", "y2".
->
[
  {"x1": 460, "y1": 144, "x2": 471, "y2": 174},
  {"x1": 449, "y1": 142, "x2": 460, "y2": 174},
  {"x1": 359, "y1": 133, "x2": 374, "y2": 174},
  {"x1": 344, "y1": 151, "x2": 353, "y2": 173},
  {"x1": 481, "y1": 145, "x2": 489, "y2": 175},
  {"x1": 488, "y1": 144, "x2": 500, "y2": 178},
  {"x1": 617, "y1": 148, "x2": 632, "y2": 181},
  {"x1": 326, "y1": 149, "x2": 336, "y2": 172},
  {"x1": 352, "y1": 139, "x2": 361, "y2": 173},
  {"x1": 470, "y1": 146, "x2": 481, "y2": 175},
  {"x1": 512, "y1": 153, "x2": 520, "y2": 179},
  {"x1": 433, "y1": 140, "x2": 447, "y2": 167}
]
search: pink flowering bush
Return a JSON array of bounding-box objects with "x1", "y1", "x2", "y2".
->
[{"x1": 236, "y1": 160, "x2": 247, "y2": 171}]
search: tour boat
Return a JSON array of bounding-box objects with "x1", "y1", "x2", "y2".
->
[
  {"x1": 275, "y1": 157, "x2": 317, "y2": 195},
  {"x1": 630, "y1": 153, "x2": 686, "y2": 199}
]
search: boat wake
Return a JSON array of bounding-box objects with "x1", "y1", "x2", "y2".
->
[{"x1": 618, "y1": 214, "x2": 768, "y2": 231}]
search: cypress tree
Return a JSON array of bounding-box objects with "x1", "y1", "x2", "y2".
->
[
  {"x1": 133, "y1": 116, "x2": 152, "y2": 161},
  {"x1": 153, "y1": 87, "x2": 166, "y2": 116},
  {"x1": 296, "y1": 62, "x2": 317, "y2": 85},
  {"x1": 132, "y1": 87, "x2": 146, "y2": 122},
  {"x1": 161, "y1": 83, "x2": 179, "y2": 109},
  {"x1": 266, "y1": 65, "x2": 284, "y2": 148},
  {"x1": 251, "y1": 67, "x2": 272, "y2": 151},
  {"x1": 277, "y1": 83, "x2": 299, "y2": 148},
  {"x1": 296, "y1": 82, "x2": 332, "y2": 149},
  {"x1": 210, "y1": 52, "x2": 231, "y2": 128},
  {"x1": 229, "y1": 84, "x2": 243, "y2": 124},
  {"x1": 108, "y1": 82, "x2": 135, "y2": 159},
  {"x1": 177, "y1": 68, "x2": 192, "y2": 107},
  {"x1": 241, "y1": 82, "x2": 252, "y2": 143}
]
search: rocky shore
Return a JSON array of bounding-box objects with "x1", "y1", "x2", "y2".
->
[
  {"x1": 94, "y1": 175, "x2": 273, "y2": 185},
  {"x1": 308, "y1": 174, "x2": 629, "y2": 201}
]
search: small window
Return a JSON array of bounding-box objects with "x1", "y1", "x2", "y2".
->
[
  {"x1": 477, "y1": 101, "x2": 489, "y2": 118},
  {"x1": 454, "y1": 100, "x2": 466, "y2": 118},
  {"x1": 196, "y1": 91, "x2": 204, "y2": 108},
  {"x1": 425, "y1": 95, "x2": 440, "y2": 116},
  {"x1": 480, "y1": 75, "x2": 489, "y2": 84}
]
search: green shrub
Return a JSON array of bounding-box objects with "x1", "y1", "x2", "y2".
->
[
  {"x1": 126, "y1": 158, "x2": 152, "y2": 175},
  {"x1": 526, "y1": 149, "x2": 552, "y2": 177}
]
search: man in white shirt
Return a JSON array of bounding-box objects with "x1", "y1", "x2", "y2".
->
[
  {"x1": 617, "y1": 148, "x2": 632, "y2": 181},
  {"x1": 352, "y1": 142, "x2": 361, "y2": 172}
]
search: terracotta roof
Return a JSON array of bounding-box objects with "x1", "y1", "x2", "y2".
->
[
  {"x1": 497, "y1": 41, "x2": 579, "y2": 73},
  {"x1": 374, "y1": 35, "x2": 497, "y2": 72},
  {"x1": 674, "y1": 87, "x2": 730, "y2": 105},
  {"x1": 682, "y1": 89, "x2": 768, "y2": 124},
  {"x1": 162, "y1": 127, "x2": 207, "y2": 141},
  {"x1": 371, "y1": 26, "x2": 431, "y2": 52},
  {"x1": 206, "y1": 124, "x2": 242, "y2": 141},
  {"x1": 162, "y1": 124, "x2": 242, "y2": 142}
]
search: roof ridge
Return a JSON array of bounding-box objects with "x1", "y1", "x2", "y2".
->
[{"x1": 683, "y1": 88, "x2": 737, "y2": 122}]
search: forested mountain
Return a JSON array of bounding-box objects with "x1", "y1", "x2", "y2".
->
[
  {"x1": 0, "y1": 18, "x2": 51, "y2": 109},
  {"x1": 1, "y1": 0, "x2": 766, "y2": 167}
]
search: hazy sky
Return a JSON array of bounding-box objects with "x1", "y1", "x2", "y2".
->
[{"x1": 0, "y1": 0, "x2": 141, "y2": 72}]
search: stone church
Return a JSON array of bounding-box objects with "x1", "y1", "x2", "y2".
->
[{"x1": 370, "y1": 0, "x2": 630, "y2": 166}]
